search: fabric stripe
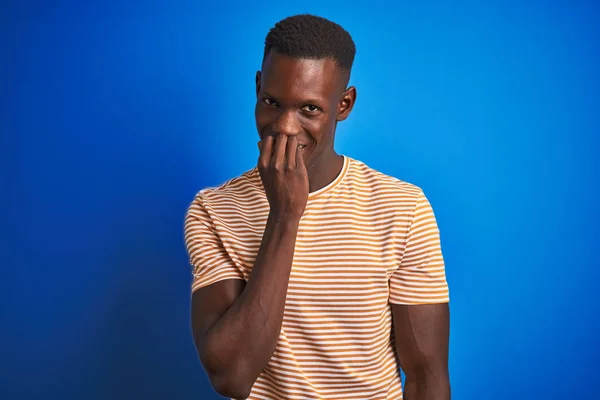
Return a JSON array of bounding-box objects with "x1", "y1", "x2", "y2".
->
[{"x1": 184, "y1": 155, "x2": 449, "y2": 399}]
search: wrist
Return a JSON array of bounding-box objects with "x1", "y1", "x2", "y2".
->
[{"x1": 267, "y1": 211, "x2": 302, "y2": 228}]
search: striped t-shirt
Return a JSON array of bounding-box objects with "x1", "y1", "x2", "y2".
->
[{"x1": 184, "y1": 155, "x2": 449, "y2": 399}]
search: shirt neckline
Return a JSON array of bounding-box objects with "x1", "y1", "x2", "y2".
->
[{"x1": 307, "y1": 155, "x2": 350, "y2": 200}]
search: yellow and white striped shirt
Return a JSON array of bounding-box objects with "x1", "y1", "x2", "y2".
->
[{"x1": 184, "y1": 155, "x2": 449, "y2": 399}]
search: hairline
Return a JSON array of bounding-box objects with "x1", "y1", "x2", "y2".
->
[{"x1": 261, "y1": 48, "x2": 352, "y2": 90}]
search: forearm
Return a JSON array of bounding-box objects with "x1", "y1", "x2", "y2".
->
[
  {"x1": 201, "y1": 213, "x2": 299, "y2": 387},
  {"x1": 403, "y1": 371, "x2": 450, "y2": 400}
]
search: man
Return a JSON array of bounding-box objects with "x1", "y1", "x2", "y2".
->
[{"x1": 184, "y1": 14, "x2": 450, "y2": 400}]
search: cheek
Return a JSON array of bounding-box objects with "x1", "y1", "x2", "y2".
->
[
  {"x1": 309, "y1": 119, "x2": 336, "y2": 144},
  {"x1": 307, "y1": 116, "x2": 329, "y2": 134},
  {"x1": 256, "y1": 105, "x2": 280, "y2": 124},
  {"x1": 255, "y1": 108, "x2": 270, "y2": 131}
]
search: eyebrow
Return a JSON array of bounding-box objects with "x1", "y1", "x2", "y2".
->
[{"x1": 262, "y1": 91, "x2": 327, "y2": 107}]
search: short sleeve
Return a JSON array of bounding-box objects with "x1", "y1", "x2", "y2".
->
[
  {"x1": 184, "y1": 193, "x2": 245, "y2": 293},
  {"x1": 389, "y1": 190, "x2": 450, "y2": 305}
]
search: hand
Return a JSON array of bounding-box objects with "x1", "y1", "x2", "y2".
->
[{"x1": 257, "y1": 134, "x2": 309, "y2": 221}]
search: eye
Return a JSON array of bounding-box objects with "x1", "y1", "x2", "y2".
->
[
  {"x1": 302, "y1": 104, "x2": 321, "y2": 113},
  {"x1": 263, "y1": 98, "x2": 277, "y2": 106}
]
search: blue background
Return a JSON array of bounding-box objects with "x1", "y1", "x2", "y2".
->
[{"x1": 3, "y1": 1, "x2": 599, "y2": 399}]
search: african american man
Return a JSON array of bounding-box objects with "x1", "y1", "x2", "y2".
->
[{"x1": 184, "y1": 14, "x2": 451, "y2": 400}]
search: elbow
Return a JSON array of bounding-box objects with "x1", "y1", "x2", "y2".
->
[
  {"x1": 195, "y1": 335, "x2": 255, "y2": 398},
  {"x1": 403, "y1": 363, "x2": 450, "y2": 395},
  {"x1": 405, "y1": 367, "x2": 449, "y2": 385},
  {"x1": 198, "y1": 347, "x2": 254, "y2": 399},
  {"x1": 402, "y1": 359, "x2": 449, "y2": 384},
  {"x1": 209, "y1": 372, "x2": 252, "y2": 399}
]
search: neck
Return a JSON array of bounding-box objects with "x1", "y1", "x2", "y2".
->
[{"x1": 306, "y1": 151, "x2": 344, "y2": 194}]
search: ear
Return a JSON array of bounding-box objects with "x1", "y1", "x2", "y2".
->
[
  {"x1": 255, "y1": 71, "x2": 262, "y2": 97},
  {"x1": 336, "y1": 86, "x2": 357, "y2": 122}
]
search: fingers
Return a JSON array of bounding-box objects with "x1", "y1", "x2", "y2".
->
[
  {"x1": 272, "y1": 134, "x2": 288, "y2": 169},
  {"x1": 286, "y1": 136, "x2": 298, "y2": 168},
  {"x1": 260, "y1": 134, "x2": 304, "y2": 171},
  {"x1": 296, "y1": 142, "x2": 306, "y2": 170},
  {"x1": 258, "y1": 135, "x2": 274, "y2": 168}
]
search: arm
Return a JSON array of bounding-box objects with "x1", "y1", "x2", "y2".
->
[
  {"x1": 392, "y1": 303, "x2": 450, "y2": 400},
  {"x1": 390, "y1": 189, "x2": 451, "y2": 399},
  {"x1": 191, "y1": 215, "x2": 300, "y2": 399},
  {"x1": 188, "y1": 134, "x2": 309, "y2": 399}
]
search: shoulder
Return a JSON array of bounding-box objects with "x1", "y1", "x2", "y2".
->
[
  {"x1": 194, "y1": 167, "x2": 262, "y2": 203},
  {"x1": 187, "y1": 167, "x2": 263, "y2": 215},
  {"x1": 345, "y1": 156, "x2": 425, "y2": 203},
  {"x1": 344, "y1": 156, "x2": 440, "y2": 229}
]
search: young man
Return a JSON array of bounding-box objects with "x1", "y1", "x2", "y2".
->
[{"x1": 184, "y1": 14, "x2": 450, "y2": 400}]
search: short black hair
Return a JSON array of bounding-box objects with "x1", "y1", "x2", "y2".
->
[{"x1": 263, "y1": 14, "x2": 356, "y2": 73}]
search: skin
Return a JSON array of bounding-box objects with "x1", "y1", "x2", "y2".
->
[
  {"x1": 255, "y1": 51, "x2": 355, "y2": 192},
  {"x1": 191, "y1": 50, "x2": 450, "y2": 399},
  {"x1": 393, "y1": 303, "x2": 451, "y2": 400}
]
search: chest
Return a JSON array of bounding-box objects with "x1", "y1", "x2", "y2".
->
[
  {"x1": 286, "y1": 222, "x2": 395, "y2": 313},
  {"x1": 222, "y1": 207, "x2": 404, "y2": 306}
]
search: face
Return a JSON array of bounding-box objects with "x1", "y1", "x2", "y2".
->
[{"x1": 255, "y1": 51, "x2": 356, "y2": 169}]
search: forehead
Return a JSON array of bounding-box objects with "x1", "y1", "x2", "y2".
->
[{"x1": 260, "y1": 52, "x2": 343, "y2": 100}]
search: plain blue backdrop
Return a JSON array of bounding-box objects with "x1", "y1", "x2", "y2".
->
[{"x1": 3, "y1": 0, "x2": 599, "y2": 399}]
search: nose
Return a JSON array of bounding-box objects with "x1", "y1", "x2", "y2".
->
[{"x1": 273, "y1": 110, "x2": 302, "y2": 137}]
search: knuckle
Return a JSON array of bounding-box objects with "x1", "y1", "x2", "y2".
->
[{"x1": 272, "y1": 162, "x2": 283, "y2": 173}]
